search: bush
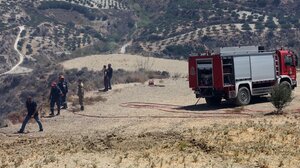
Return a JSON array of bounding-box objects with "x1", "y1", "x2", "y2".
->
[
  {"x1": 255, "y1": 22, "x2": 265, "y2": 30},
  {"x1": 270, "y1": 84, "x2": 293, "y2": 114},
  {"x1": 0, "y1": 117, "x2": 8, "y2": 128},
  {"x1": 242, "y1": 23, "x2": 252, "y2": 31},
  {"x1": 20, "y1": 30, "x2": 26, "y2": 38},
  {"x1": 163, "y1": 44, "x2": 193, "y2": 58}
]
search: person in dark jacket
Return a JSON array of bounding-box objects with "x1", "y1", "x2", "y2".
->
[
  {"x1": 107, "y1": 64, "x2": 113, "y2": 90},
  {"x1": 49, "y1": 82, "x2": 62, "y2": 116},
  {"x1": 58, "y1": 75, "x2": 68, "y2": 109},
  {"x1": 77, "y1": 79, "x2": 84, "y2": 111},
  {"x1": 103, "y1": 65, "x2": 109, "y2": 91},
  {"x1": 18, "y1": 96, "x2": 43, "y2": 133}
]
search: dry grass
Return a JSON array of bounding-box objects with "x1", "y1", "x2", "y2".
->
[
  {"x1": 231, "y1": 106, "x2": 244, "y2": 113},
  {"x1": 172, "y1": 73, "x2": 180, "y2": 78},
  {"x1": 193, "y1": 119, "x2": 300, "y2": 166},
  {"x1": 0, "y1": 118, "x2": 8, "y2": 128},
  {"x1": 135, "y1": 56, "x2": 155, "y2": 71},
  {"x1": 6, "y1": 112, "x2": 26, "y2": 125},
  {"x1": 84, "y1": 95, "x2": 107, "y2": 105},
  {"x1": 115, "y1": 71, "x2": 149, "y2": 84},
  {"x1": 1, "y1": 117, "x2": 299, "y2": 167},
  {"x1": 113, "y1": 88, "x2": 122, "y2": 93},
  {"x1": 65, "y1": 68, "x2": 170, "y2": 94},
  {"x1": 69, "y1": 94, "x2": 107, "y2": 112}
]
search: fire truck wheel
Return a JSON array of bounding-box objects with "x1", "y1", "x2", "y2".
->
[
  {"x1": 205, "y1": 97, "x2": 222, "y2": 106},
  {"x1": 236, "y1": 87, "x2": 251, "y2": 106}
]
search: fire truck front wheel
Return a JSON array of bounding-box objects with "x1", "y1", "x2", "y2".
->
[
  {"x1": 236, "y1": 87, "x2": 251, "y2": 106},
  {"x1": 205, "y1": 97, "x2": 222, "y2": 106}
]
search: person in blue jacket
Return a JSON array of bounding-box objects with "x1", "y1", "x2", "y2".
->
[
  {"x1": 58, "y1": 75, "x2": 68, "y2": 109},
  {"x1": 18, "y1": 96, "x2": 43, "y2": 133},
  {"x1": 49, "y1": 82, "x2": 62, "y2": 116}
]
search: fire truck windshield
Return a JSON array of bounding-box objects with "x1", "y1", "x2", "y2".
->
[{"x1": 284, "y1": 55, "x2": 293, "y2": 66}]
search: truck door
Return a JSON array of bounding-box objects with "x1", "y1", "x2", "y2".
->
[
  {"x1": 188, "y1": 56, "x2": 197, "y2": 89},
  {"x1": 282, "y1": 54, "x2": 296, "y2": 80}
]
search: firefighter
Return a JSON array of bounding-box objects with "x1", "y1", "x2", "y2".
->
[
  {"x1": 107, "y1": 64, "x2": 113, "y2": 90},
  {"x1": 18, "y1": 96, "x2": 43, "y2": 133},
  {"x1": 103, "y1": 65, "x2": 108, "y2": 91},
  {"x1": 49, "y1": 82, "x2": 62, "y2": 116},
  {"x1": 77, "y1": 79, "x2": 84, "y2": 111},
  {"x1": 58, "y1": 75, "x2": 68, "y2": 109}
]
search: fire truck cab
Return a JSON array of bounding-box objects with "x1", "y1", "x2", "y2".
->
[{"x1": 188, "y1": 46, "x2": 298, "y2": 106}]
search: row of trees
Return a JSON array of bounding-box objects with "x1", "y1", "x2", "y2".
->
[
  {"x1": 162, "y1": 44, "x2": 205, "y2": 58},
  {"x1": 38, "y1": 1, "x2": 99, "y2": 20}
]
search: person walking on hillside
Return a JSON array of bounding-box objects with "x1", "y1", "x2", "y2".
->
[
  {"x1": 18, "y1": 96, "x2": 43, "y2": 133},
  {"x1": 77, "y1": 79, "x2": 85, "y2": 111},
  {"x1": 58, "y1": 75, "x2": 68, "y2": 109},
  {"x1": 49, "y1": 82, "x2": 62, "y2": 116},
  {"x1": 103, "y1": 65, "x2": 109, "y2": 91},
  {"x1": 107, "y1": 64, "x2": 113, "y2": 90}
]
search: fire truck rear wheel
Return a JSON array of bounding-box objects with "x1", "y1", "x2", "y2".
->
[
  {"x1": 236, "y1": 87, "x2": 251, "y2": 106},
  {"x1": 205, "y1": 97, "x2": 222, "y2": 106}
]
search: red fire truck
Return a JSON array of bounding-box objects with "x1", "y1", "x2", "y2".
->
[{"x1": 188, "y1": 46, "x2": 298, "y2": 106}]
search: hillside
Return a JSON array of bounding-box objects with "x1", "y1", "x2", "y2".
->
[
  {"x1": 0, "y1": 0, "x2": 135, "y2": 74},
  {"x1": 128, "y1": 0, "x2": 300, "y2": 58},
  {"x1": 1, "y1": 0, "x2": 300, "y2": 72},
  {"x1": 0, "y1": 0, "x2": 300, "y2": 123}
]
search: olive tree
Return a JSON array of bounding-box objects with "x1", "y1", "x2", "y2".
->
[{"x1": 270, "y1": 83, "x2": 293, "y2": 114}]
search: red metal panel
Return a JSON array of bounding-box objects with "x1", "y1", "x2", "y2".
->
[
  {"x1": 188, "y1": 57, "x2": 197, "y2": 89},
  {"x1": 213, "y1": 56, "x2": 223, "y2": 90}
]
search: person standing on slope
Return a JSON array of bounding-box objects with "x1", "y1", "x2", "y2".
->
[
  {"x1": 107, "y1": 64, "x2": 113, "y2": 90},
  {"x1": 102, "y1": 65, "x2": 109, "y2": 91},
  {"x1": 58, "y1": 75, "x2": 68, "y2": 109},
  {"x1": 77, "y1": 79, "x2": 85, "y2": 111},
  {"x1": 18, "y1": 96, "x2": 43, "y2": 133},
  {"x1": 49, "y1": 82, "x2": 62, "y2": 116}
]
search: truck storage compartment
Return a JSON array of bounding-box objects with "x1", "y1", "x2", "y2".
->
[
  {"x1": 231, "y1": 53, "x2": 276, "y2": 82},
  {"x1": 197, "y1": 59, "x2": 213, "y2": 86},
  {"x1": 233, "y1": 56, "x2": 251, "y2": 81},
  {"x1": 222, "y1": 58, "x2": 234, "y2": 86},
  {"x1": 250, "y1": 54, "x2": 276, "y2": 81}
]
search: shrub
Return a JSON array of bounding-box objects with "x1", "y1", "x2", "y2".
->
[
  {"x1": 20, "y1": 30, "x2": 26, "y2": 38},
  {"x1": 0, "y1": 117, "x2": 8, "y2": 128},
  {"x1": 163, "y1": 44, "x2": 193, "y2": 58},
  {"x1": 270, "y1": 84, "x2": 293, "y2": 114},
  {"x1": 242, "y1": 23, "x2": 252, "y2": 31}
]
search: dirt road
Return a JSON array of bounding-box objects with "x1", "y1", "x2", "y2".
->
[
  {"x1": 0, "y1": 26, "x2": 24, "y2": 76},
  {"x1": 0, "y1": 26, "x2": 32, "y2": 76}
]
